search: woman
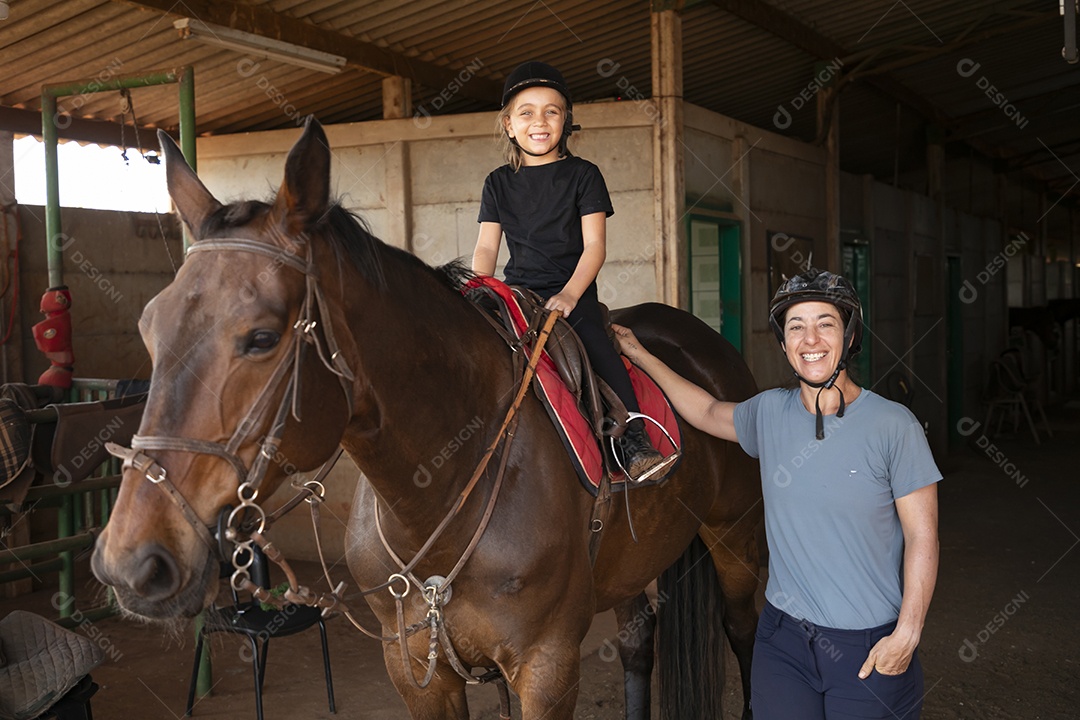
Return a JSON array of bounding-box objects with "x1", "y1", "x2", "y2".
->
[{"x1": 614, "y1": 268, "x2": 940, "y2": 719}]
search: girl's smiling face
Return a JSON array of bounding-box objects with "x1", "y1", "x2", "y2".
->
[{"x1": 504, "y1": 86, "x2": 566, "y2": 164}]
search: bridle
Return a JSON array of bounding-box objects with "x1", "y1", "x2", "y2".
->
[{"x1": 106, "y1": 235, "x2": 355, "y2": 591}]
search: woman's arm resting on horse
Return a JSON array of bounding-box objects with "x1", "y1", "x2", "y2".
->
[
  {"x1": 858, "y1": 482, "x2": 939, "y2": 678},
  {"x1": 612, "y1": 324, "x2": 738, "y2": 443},
  {"x1": 473, "y1": 222, "x2": 503, "y2": 276}
]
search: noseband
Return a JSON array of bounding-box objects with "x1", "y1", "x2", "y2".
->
[{"x1": 107, "y1": 236, "x2": 355, "y2": 569}]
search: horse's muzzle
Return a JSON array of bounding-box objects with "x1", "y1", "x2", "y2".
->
[{"x1": 92, "y1": 537, "x2": 214, "y2": 619}]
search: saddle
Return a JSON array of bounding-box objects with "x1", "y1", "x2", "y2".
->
[
  {"x1": 469, "y1": 281, "x2": 619, "y2": 432},
  {"x1": 463, "y1": 277, "x2": 681, "y2": 492},
  {"x1": 0, "y1": 382, "x2": 148, "y2": 508}
]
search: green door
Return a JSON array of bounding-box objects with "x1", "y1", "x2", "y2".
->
[
  {"x1": 688, "y1": 217, "x2": 742, "y2": 351},
  {"x1": 842, "y1": 242, "x2": 872, "y2": 384}
]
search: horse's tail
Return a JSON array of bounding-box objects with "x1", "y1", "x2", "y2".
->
[{"x1": 656, "y1": 534, "x2": 726, "y2": 719}]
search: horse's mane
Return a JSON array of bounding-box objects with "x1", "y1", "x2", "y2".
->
[{"x1": 199, "y1": 199, "x2": 477, "y2": 298}]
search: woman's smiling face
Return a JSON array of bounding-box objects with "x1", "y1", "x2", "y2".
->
[{"x1": 781, "y1": 300, "x2": 849, "y2": 384}]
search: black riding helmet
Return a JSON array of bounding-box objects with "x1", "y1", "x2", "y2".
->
[
  {"x1": 501, "y1": 61, "x2": 579, "y2": 157},
  {"x1": 769, "y1": 268, "x2": 864, "y2": 439}
]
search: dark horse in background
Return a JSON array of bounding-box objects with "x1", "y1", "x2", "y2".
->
[{"x1": 91, "y1": 120, "x2": 763, "y2": 719}]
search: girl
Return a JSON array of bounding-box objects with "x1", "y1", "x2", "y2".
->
[{"x1": 472, "y1": 61, "x2": 666, "y2": 481}]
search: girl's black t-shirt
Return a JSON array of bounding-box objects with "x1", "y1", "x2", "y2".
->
[{"x1": 478, "y1": 156, "x2": 614, "y2": 291}]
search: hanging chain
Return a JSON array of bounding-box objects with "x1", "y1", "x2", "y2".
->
[
  {"x1": 118, "y1": 90, "x2": 130, "y2": 164},
  {"x1": 118, "y1": 88, "x2": 176, "y2": 273}
]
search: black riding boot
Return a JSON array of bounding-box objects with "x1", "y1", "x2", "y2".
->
[{"x1": 617, "y1": 418, "x2": 665, "y2": 480}]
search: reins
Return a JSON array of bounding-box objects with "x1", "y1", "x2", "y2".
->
[{"x1": 367, "y1": 310, "x2": 558, "y2": 689}]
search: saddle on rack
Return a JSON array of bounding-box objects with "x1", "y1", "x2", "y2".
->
[
  {"x1": 463, "y1": 277, "x2": 681, "y2": 494},
  {"x1": 0, "y1": 382, "x2": 148, "y2": 507}
]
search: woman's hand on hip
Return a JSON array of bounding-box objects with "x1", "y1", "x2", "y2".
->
[{"x1": 858, "y1": 630, "x2": 919, "y2": 678}]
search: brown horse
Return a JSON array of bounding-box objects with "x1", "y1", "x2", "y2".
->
[{"x1": 91, "y1": 119, "x2": 763, "y2": 720}]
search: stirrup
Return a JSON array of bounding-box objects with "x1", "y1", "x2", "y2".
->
[{"x1": 609, "y1": 411, "x2": 681, "y2": 484}]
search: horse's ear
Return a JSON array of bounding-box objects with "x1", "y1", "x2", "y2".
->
[
  {"x1": 272, "y1": 118, "x2": 331, "y2": 237},
  {"x1": 159, "y1": 129, "x2": 220, "y2": 240}
]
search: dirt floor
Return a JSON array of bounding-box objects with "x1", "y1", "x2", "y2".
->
[{"x1": 2, "y1": 399, "x2": 1078, "y2": 719}]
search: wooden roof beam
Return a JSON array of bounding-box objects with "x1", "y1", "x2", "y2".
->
[
  {"x1": 0, "y1": 104, "x2": 169, "y2": 146},
  {"x1": 118, "y1": 0, "x2": 501, "y2": 105}
]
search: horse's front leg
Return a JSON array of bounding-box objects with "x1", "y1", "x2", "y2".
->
[
  {"x1": 509, "y1": 639, "x2": 582, "y2": 720},
  {"x1": 613, "y1": 591, "x2": 656, "y2": 720},
  {"x1": 381, "y1": 642, "x2": 470, "y2": 720}
]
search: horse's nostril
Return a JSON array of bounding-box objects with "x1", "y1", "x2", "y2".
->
[{"x1": 131, "y1": 543, "x2": 181, "y2": 601}]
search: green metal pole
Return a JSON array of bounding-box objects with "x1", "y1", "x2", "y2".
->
[
  {"x1": 0, "y1": 532, "x2": 93, "y2": 563},
  {"x1": 57, "y1": 495, "x2": 73, "y2": 618},
  {"x1": 0, "y1": 557, "x2": 63, "y2": 584},
  {"x1": 195, "y1": 610, "x2": 213, "y2": 697},
  {"x1": 178, "y1": 66, "x2": 196, "y2": 251},
  {"x1": 178, "y1": 66, "x2": 196, "y2": 172},
  {"x1": 41, "y1": 93, "x2": 63, "y2": 288},
  {"x1": 42, "y1": 69, "x2": 184, "y2": 100},
  {"x1": 72, "y1": 491, "x2": 84, "y2": 533},
  {"x1": 181, "y1": 65, "x2": 206, "y2": 693},
  {"x1": 55, "y1": 604, "x2": 116, "y2": 629}
]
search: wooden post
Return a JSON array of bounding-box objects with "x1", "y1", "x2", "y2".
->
[
  {"x1": 385, "y1": 141, "x2": 412, "y2": 251},
  {"x1": 732, "y1": 135, "x2": 753, "y2": 351},
  {"x1": 818, "y1": 86, "x2": 840, "y2": 272},
  {"x1": 862, "y1": 173, "x2": 876, "y2": 377},
  {"x1": 0, "y1": 131, "x2": 21, "y2": 389},
  {"x1": 382, "y1": 76, "x2": 412, "y2": 120},
  {"x1": 382, "y1": 77, "x2": 412, "y2": 253},
  {"x1": 926, "y1": 126, "x2": 945, "y2": 201},
  {"x1": 651, "y1": 8, "x2": 686, "y2": 308}
]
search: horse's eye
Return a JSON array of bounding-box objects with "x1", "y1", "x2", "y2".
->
[{"x1": 247, "y1": 330, "x2": 281, "y2": 354}]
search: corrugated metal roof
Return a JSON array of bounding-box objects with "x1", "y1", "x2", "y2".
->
[{"x1": 0, "y1": 0, "x2": 1076, "y2": 199}]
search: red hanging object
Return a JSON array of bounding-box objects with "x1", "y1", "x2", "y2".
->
[{"x1": 32, "y1": 285, "x2": 74, "y2": 388}]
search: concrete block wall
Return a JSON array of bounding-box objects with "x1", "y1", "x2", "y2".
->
[{"x1": 14, "y1": 206, "x2": 181, "y2": 383}]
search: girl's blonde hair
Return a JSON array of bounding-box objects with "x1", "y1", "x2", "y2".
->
[{"x1": 495, "y1": 105, "x2": 523, "y2": 171}]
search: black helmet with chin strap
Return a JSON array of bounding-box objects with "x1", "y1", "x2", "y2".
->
[
  {"x1": 501, "y1": 61, "x2": 579, "y2": 158},
  {"x1": 769, "y1": 268, "x2": 864, "y2": 439}
]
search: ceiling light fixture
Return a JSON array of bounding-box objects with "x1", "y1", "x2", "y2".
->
[{"x1": 173, "y1": 18, "x2": 346, "y2": 74}]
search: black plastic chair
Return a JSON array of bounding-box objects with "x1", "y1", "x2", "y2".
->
[
  {"x1": 184, "y1": 545, "x2": 335, "y2": 719},
  {"x1": 40, "y1": 674, "x2": 99, "y2": 719}
]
